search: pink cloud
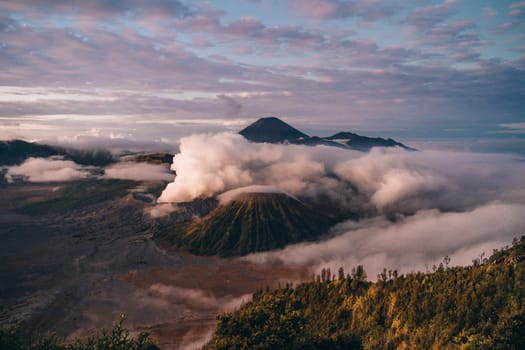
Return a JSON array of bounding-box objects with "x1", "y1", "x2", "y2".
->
[
  {"x1": 290, "y1": 0, "x2": 338, "y2": 19},
  {"x1": 483, "y1": 7, "x2": 497, "y2": 18},
  {"x1": 289, "y1": 0, "x2": 400, "y2": 21}
]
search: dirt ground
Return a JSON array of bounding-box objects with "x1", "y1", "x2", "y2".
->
[{"x1": 0, "y1": 181, "x2": 311, "y2": 349}]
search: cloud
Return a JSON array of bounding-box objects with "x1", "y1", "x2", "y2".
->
[
  {"x1": 147, "y1": 283, "x2": 251, "y2": 312},
  {"x1": 174, "y1": 14, "x2": 328, "y2": 54},
  {"x1": 158, "y1": 133, "x2": 525, "y2": 217},
  {"x1": 289, "y1": 0, "x2": 400, "y2": 21},
  {"x1": 218, "y1": 185, "x2": 297, "y2": 205},
  {"x1": 217, "y1": 94, "x2": 242, "y2": 118},
  {"x1": 333, "y1": 148, "x2": 525, "y2": 213},
  {"x1": 103, "y1": 162, "x2": 175, "y2": 182},
  {"x1": 179, "y1": 329, "x2": 215, "y2": 350},
  {"x1": 147, "y1": 285, "x2": 251, "y2": 350},
  {"x1": 0, "y1": 0, "x2": 192, "y2": 20},
  {"x1": 146, "y1": 203, "x2": 179, "y2": 218},
  {"x1": 409, "y1": 20, "x2": 483, "y2": 62},
  {"x1": 403, "y1": 0, "x2": 456, "y2": 34},
  {"x1": 334, "y1": 149, "x2": 445, "y2": 210},
  {"x1": 491, "y1": 2, "x2": 525, "y2": 33},
  {"x1": 511, "y1": 1, "x2": 525, "y2": 10},
  {"x1": 484, "y1": 7, "x2": 497, "y2": 18},
  {"x1": 47, "y1": 135, "x2": 180, "y2": 154},
  {"x1": 157, "y1": 132, "x2": 358, "y2": 204},
  {"x1": 5, "y1": 156, "x2": 92, "y2": 182},
  {"x1": 245, "y1": 202, "x2": 525, "y2": 277},
  {"x1": 493, "y1": 21, "x2": 523, "y2": 33},
  {"x1": 500, "y1": 122, "x2": 525, "y2": 134},
  {"x1": 4, "y1": 153, "x2": 176, "y2": 184},
  {"x1": 148, "y1": 284, "x2": 219, "y2": 309}
]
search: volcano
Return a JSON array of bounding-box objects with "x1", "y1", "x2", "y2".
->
[
  {"x1": 239, "y1": 116, "x2": 309, "y2": 143},
  {"x1": 155, "y1": 188, "x2": 333, "y2": 257}
]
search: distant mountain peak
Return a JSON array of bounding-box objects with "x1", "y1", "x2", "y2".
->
[
  {"x1": 258, "y1": 116, "x2": 283, "y2": 123},
  {"x1": 239, "y1": 117, "x2": 415, "y2": 151},
  {"x1": 239, "y1": 117, "x2": 309, "y2": 143}
]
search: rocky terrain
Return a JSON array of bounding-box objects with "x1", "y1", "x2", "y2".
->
[
  {"x1": 0, "y1": 180, "x2": 308, "y2": 349},
  {"x1": 155, "y1": 190, "x2": 334, "y2": 257}
]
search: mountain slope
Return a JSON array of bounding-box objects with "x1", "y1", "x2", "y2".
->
[
  {"x1": 325, "y1": 131, "x2": 416, "y2": 151},
  {"x1": 206, "y1": 236, "x2": 525, "y2": 349},
  {"x1": 0, "y1": 139, "x2": 114, "y2": 166},
  {"x1": 0, "y1": 140, "x2": 60, "y2": 165},
  {"x1": 239, "y1": 117, "x2": 309, "y2": 143},
  {"x1": 154, "y1": 191, "x2": 333, "y2": 257}
]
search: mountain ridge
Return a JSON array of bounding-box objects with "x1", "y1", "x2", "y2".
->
[
  {"x1": 205, "y1": 236, "x2": 525, "y2": 349},
  {"x1": 0, "y1": 139, "x2": 115, "y2": 166},
  {"x1": 239, "y1": 117, "x2": 415, "y2": 151}
]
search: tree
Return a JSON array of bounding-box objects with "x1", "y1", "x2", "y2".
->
[
  {"x1": 0, "y1": 315, "x2": 159, "y2": 350},
  {"x1": 205, "y1": 238, "x2": 525, "y2": 350},
  {"x1": 443, "y1": 255, "x2": 451, "y2": 269},
  {"x1": 355, "y1": 265, "x2": 367, "y2": 281},
  {"x1": 338, "y1": 267, "x2": 345, "y2": 281}
]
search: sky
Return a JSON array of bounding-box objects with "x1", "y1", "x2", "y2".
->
[{"x1": 0, "y1": 0, "x2": 524, "y2": 152}]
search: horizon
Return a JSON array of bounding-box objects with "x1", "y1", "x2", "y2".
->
[
  {"x1": 0, "y1": 1, "x2": 524, "y2": 155},
  {"x1": 2, "y1": 114, "x2": 525, "y2": 156}
]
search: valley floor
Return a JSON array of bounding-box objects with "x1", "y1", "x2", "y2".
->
[{"x1": 0, "y1": 182, "x2": 309, "y2": 349}]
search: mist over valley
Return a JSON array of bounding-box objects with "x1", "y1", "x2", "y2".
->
[{"x1": 2, "y1": 117, "x2": 524, "y2": 348}]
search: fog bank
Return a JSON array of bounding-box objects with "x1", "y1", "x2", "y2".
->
[{"x1": 245, "y1": 202, "x2": 525, "y2": 277}]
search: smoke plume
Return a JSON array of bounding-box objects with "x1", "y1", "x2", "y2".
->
[
  {"x1": 104, "y1": 162, "x2": 175, "y2": 182},
  {"x1": 158, "y1": 132, "x2": 525, "y2": 275},
  {"x1": 158, "y1": 132, "x2": 358, "y2": 204},
  {"x1": 158, "y1": 132, "x2": 524, "y2": 213}
]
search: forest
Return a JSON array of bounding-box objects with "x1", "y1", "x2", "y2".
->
[{"x1": 205, "y1": 236, "x2": 525, "y2": 350}]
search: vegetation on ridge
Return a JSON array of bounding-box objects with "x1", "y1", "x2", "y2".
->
[
  {"x1": 0, "y1": 315, "x2": 158, "y2": 350},
  {"x1": 205, "y1": 236, "x2": 525, "y2": 349}
]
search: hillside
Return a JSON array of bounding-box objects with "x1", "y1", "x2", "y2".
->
[
  {"x1": 154, "y1": 191, "x2": 333, "y2": 257},
  {"x1": 205, "y1": 236, "x2": 525, "y2": 349},
  {"x1": 0, "y1": 140, "x2": 59, "y2": 165},
  {"x1": 0, "y1": 139, "x2": 114, "y2": 166}
]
